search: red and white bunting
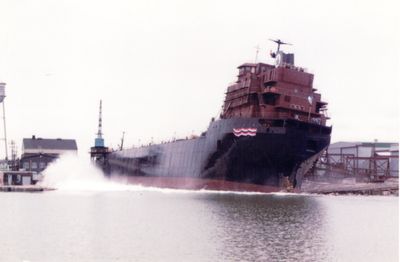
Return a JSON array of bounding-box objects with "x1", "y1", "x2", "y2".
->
[{"x1": 233, "y1": 128, "x2": 257, "y2": 137}]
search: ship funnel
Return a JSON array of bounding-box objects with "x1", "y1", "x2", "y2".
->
[{"x1": 275, "y1": 51, "x2": 295, "y2": 67}]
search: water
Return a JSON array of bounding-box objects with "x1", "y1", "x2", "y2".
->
[{"x1": 0, "y1": 155, "x2": 398, "y2": 262}]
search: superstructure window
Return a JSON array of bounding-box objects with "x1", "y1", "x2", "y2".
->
[
  {"x1": 284, "y1": 96, "x2": 291, "y2": 102},
  {"x1": 249, "y1": 93, "x2": 259, "y2": 105},
  {"x1": 262, "y1": 93, "x2": 279, "y2": 105}
]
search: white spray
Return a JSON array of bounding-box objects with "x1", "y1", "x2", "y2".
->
[{"x1": 41, "y1": 153, "x2": 129, "y2": 191}]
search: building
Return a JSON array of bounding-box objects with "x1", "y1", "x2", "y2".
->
[
  {"x1": 389, "y1": 144, "x2": 399, "y2": 177},
  {"x1": 1, "y1": 171, "x2": 36, "y2": 186},
  {"x1": 20, "y1": 136, "x2": 78, "y2": 173},
  {"x1": 317, "y1": 141, "x2": 399, "y2": 180}
]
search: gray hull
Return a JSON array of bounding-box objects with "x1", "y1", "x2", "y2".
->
[{"x1": 105, "y1": 118, "x2": 331, "y2": 190}]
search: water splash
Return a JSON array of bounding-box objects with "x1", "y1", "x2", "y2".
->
[
  {"x1": 41, "y1": 153, "x2": 128, "y2": 191},
  {"x1": 41, "y1": 155, "x2": 194, "y2": 193}
]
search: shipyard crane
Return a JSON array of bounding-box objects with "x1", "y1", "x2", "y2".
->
[
  {"x1": 90, "y1": 100, "x2": 110, "y2": 168},
  {"x1": 97, "y1": 100, "x2": 103, "y2": 142}
]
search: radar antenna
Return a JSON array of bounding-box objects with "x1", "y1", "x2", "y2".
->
[{"x1": 269, "y1": 39, "x2": 292, "y2": 54}]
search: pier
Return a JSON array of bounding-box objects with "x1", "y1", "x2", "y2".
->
[
  {"x1": 301, "y1": 179, "x2": 399, "y2": 195},
  {"x1": 0, "y1": 185, "x2": 54, "y2": 192}
]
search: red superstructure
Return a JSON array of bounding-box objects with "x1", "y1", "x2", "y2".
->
[{"x1": 222, "y1": 48, "x2": 329, "y2": 126}]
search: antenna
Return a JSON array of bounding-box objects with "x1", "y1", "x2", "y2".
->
[
  {"x1": 254, "y1": 45, "x2": 260, "y2": 63},
  {"x1": 10, "y1": 140, "x2": 17, "y2": 170},
  {"x1": 97, "y1": 100, "x2": 103, "y2": 139},
  {"x1": 119, "y1": 131, "x2": 125, "y2": 151},
  {"x1": 269, "y1": 39, "x2": 292, "y2": 53},
  {"x1": 10, "y1": 140, "x2": 16, "y2": 160}
]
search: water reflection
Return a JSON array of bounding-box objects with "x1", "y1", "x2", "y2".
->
[
  {"x1": 199, "y1": 194, "x2": 328, "y2": 261},
  {"x1": 0, "y1": 191, "x2": 397, "y2": 262}
]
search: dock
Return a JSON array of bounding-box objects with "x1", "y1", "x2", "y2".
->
[
  {"x1": 301, "y1": 179, "x2": 399, "y2": 195},
  {"x1": 0, "y1": 185, "x2": 55, "y2": 192}
]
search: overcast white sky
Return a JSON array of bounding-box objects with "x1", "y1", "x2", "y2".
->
[{"x1": 0, "y1": 0, "x2": 399, "y2": 158}]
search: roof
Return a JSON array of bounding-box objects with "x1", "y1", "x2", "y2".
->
[
  {"x1": 390, "y1": 144, "x2": 399, "y2": 152},
  {"x1": 237, "y1": 63, "x2": 257, "y2": 68},
  {"x1": 328, "y1": 142, "x2": 360, "y2": 149},
  {"x1": 329, "y1": 141, "x2": 398, "y2": 149},
  {"x1": 23, "y1": 138, "x2": 77, "y2": 151}
]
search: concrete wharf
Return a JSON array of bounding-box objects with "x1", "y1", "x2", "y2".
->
[
  {"x1": 301, "y1": 179, "x2": 398, "y2": 195},
  {"x1": 0, "y1": 185, "x2": 54, "y2": 192}
]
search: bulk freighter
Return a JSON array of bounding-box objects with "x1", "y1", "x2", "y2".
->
[{"x1": 90, "y1": 40, "x2": 332, "y2": 192}]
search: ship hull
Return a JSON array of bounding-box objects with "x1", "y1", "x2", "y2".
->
[
  {"x1": 104, "y1": 118, "x2": 331, "y2": 192},
  {"x1": 108, "y1": 175, "x2": 287, "y2": 193}
]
